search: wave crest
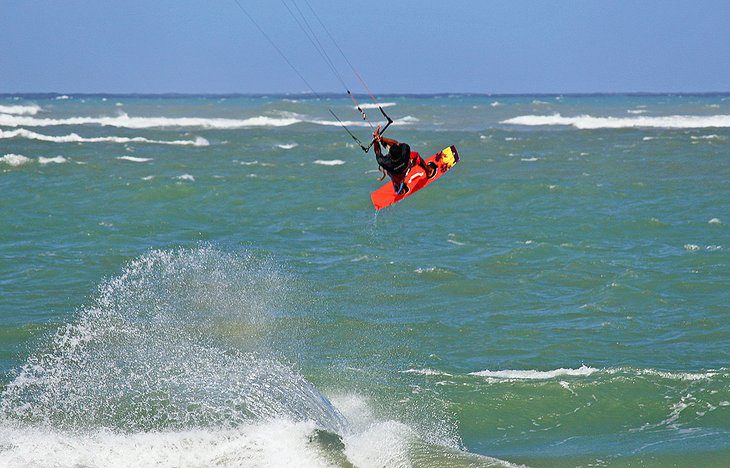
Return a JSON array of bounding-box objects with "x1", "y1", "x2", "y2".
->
[
  {"x1": 0, "y1": 128, "x2": 208, "y2": 146},
  {"x1": 0, "y1": 103, "x2": 41, "y2": 115},
  {"x1": 502, "y1": 113, "x2": 730, "y2": 129},
  {"x1": 0, "y1": 112, "x2": 404, "y2": 130}
]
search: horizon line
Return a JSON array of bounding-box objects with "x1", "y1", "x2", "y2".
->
[{"x1": 2, "y1": 91, "x2": 730, "y2": 99}]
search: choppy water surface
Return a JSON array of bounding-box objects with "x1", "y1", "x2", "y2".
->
[{"x1": 1, "y1": 94, "x2": 729, "y2": 466}]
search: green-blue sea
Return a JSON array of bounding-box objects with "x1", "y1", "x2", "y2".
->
[{"x1": 1, "y1": 93, "x2": 729, "y2": 466}]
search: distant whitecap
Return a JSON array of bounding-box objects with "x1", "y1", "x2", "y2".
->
[
  {"x1": 471, "y1": 365, "x2": 598, "y2": 380},
  {"x1": 38, "y1": 156, "x2": 67, "y2": 164},
  {"x1": 503, "y1": 113, "x2": 730, "y2": 129},
  {"x1": 116, "y1": 156, "x2": 153, "y2": 163},
  {"x1": 691, "y1": 134, "x2": 723, "y2": 140},
  {"x1": 355, "y1": 102, "x2": 396, "y2": 110},
  {"x1": 0, "y1": 104, "x2": 41, "y2": 115},
  {"x1": 0, "y1": 128, "x2": 207, "y2": 146},
  {"x1": 0, "y1": 153, "x2": 32, "y2": 166}
]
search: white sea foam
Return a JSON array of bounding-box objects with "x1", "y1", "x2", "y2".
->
[
  {"x1": 691, "y1": 134, "x2": 724, "y2": 140},
  {"x1": 708, "y1": 218, "x2": 721, "y2": 224},
  {"x1": 0, "y1": 153, "x2": 32, "y2": 167},
  {"x1": 642, "y1": 136, "x2": 655, "y2": 141},
  {"x1": 356, "y1": 102, "x2": 396, "y2": 110},
  {"x1": 469, "y1": 366, "x2": 724, "y2": 383},
  {"x1": 413, "y1": 267, "x2": 451, "y2": 275},
  {"x1": 490, "y1": 101, "x2": 502, "y2": 107},
  {"x1": 520, "y1": 157, "x2": 539, "y2": 162},
  {"x1": 608, "y1": 368, "x2": 719, "y2": 381},
  {"x1": 38, "y1": 156, "x2": 67, "y2": 164},
  {"x1": 0, "y1": 128, "x2": 208, "y2": 146},
  {"x1": 276, "y1": 143, "x2": 298, "y2": 150},
  {"x1": 502, "y1": 113, "x2": 730, "y2": 129},
  {"x1": 471, "y1": 365, "x2": 598, "y2": 380},
  {"x1": 0, "y1": 420, "x2": 343, "y2": 468},
  {"x1": 116, "y1": 156, "x2": 153, "y2": 163},
  {"x1": 401, "y1": 368, "x2": 453, "y2": 377},
  {"x1": 313, "y1": 159, "x2": 345, "y2": 166},
  {"x1": 684, "y1": 244, "x2": 700, "y2": 252},
  {"x1": 175, "y1": 174, "x2": 195, "y2": 181},
  {"x1": 627, "y1": 109, "x2": 647, "y2": 114},
  {"x1": 398, "y1": 115, "x2": 420, "y2": 123},
  {"x1": 0, "y1": 409, "x2": 509, "y2": 467},
  {"x1": 55, "y1": 95, "x2": 70, "y2": 100},
  {"x1": 0, "y1": 103, "x2": 41, "y2": 115},
  {"x1": 0, "y1": 112, "x2": 301, "y2": 129}
]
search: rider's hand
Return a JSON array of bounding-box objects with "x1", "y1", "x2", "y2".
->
[{"x1": 372, "y1": 125, "x2": 381, "y2": 139}]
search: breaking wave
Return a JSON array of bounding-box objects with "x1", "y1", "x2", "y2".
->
[
  {"x1": 0, "y1": 128, "x2": 208, "y2": 146},
  {"x1": 0, "y1": 104, "x2": 41, "y2": 115},
  {"x1": 0, "y1": 247, "x2": 345, "y2": 433},
  {"x1": 0, "y1": 247, "x2": 510, "y2": 467},
  {"x1": 471, "y1": 365, "x2": 598, "y2": 380},
  {"x1": 502, "y1": 113, "x2": 730, "y2": 129},
  {"x1": 0, "y1": 112, "x2": 382, "y2": 129},
  {"x1": 0, "y1": 112, "x2": 299, "y2": 129},
  {"x1": 469, "y1": 365, "x2": 723, "y2": 381}
]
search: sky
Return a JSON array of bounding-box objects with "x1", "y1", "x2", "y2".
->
[{"x1": 1, "y1": 0, "x2": 729, "y2": 94}]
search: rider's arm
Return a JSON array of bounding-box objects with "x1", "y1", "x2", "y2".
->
[
  {"x1": 373, "y1": 138, "x2": 383, "y2": 157},
  {"x1": 378, "y1": 136, "x2": 400, "y2": 147}
]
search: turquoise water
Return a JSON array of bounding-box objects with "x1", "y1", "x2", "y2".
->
[{"x1": 1, "y1": 93, "x2": 729, "y2": 466}]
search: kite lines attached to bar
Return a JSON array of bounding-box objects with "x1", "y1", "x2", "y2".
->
[{"x1": 231, "y1": 0, "x2": 393, "y2": 152}]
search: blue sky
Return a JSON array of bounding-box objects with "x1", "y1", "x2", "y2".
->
[{"x1": 2, "y1": 0, "x2": 728, "y2": 94}]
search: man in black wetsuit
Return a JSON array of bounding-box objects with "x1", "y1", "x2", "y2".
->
[{"x1": 372, "y1": 126, "x2": 436, "y2": 194}]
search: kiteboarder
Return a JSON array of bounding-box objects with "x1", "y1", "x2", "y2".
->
[{"x1": 372, "y1": 126, "x2": 436, "y2": 194}]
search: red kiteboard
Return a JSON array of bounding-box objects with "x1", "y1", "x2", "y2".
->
[{"x1": 370, "y1": 145, "x2": 460, "y2": 210}]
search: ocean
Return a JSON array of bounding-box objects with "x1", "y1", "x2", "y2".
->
[{"x1": 1, "y1": 93, "x2": 728, "y2": 466}]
